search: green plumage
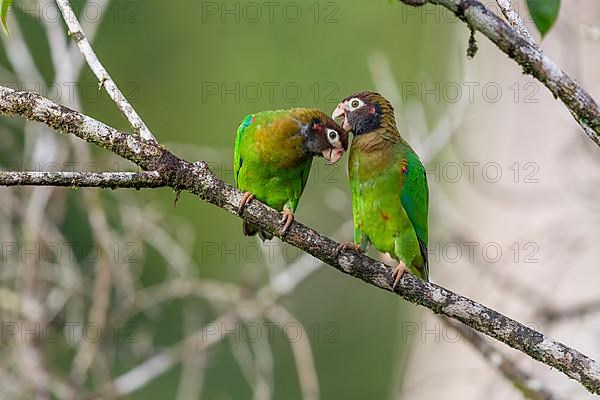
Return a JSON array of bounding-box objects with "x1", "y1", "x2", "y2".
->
[
  {"x1": 340, "y1": 92, "x2": 429, "y2": 281},
  {"x1": 349, "y1": 135, "x2": 429, "y2": 280},
  {"x1": 234, "y1": 108, "x2": 338, "y2": 239}
]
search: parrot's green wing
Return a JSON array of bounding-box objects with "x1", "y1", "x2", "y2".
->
[
  {"x1": 400, "y1": 150, "x2": 429, "y2": 273},
  {"x1": 234, "y1": 114, "x2": 254, "y2": 185},
  {"x1": 293, "y1": 156, "x2": 312, "y2": 211},
  {"x1": 233, "y1": 109, "x2": 323, "y2": 239}
]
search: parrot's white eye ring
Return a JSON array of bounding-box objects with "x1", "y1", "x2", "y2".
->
[
  {"x1": 348, "y1": 98, "x2": 364, "y2": 111},
  {"x1": 327, "y1": 129, "x2": 339, "y2": 143}
]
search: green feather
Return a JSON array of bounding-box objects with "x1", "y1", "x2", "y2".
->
[
  {"x1": 349, "y1": 135, "x2": 429, "y2": 281},
  {"x1": 233, "y1": 108, "x2": 328, "y2": 239}
]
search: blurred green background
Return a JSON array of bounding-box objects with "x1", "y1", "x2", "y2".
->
[{"x1": 0, "y1": 0, "x2": 457, "y2": 398}]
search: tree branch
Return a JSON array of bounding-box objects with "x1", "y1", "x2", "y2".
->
[
  {"x1": 495, "y1": 0, "x2": 537, "y2": 47},
  {"x1": 398, "y1": 0, "x2": 600, "y2": 145},
  {"x1": 1, "y1": 86, "x2": 600, "y2": 394},
  {"x1": 54, "y1": 0, "x2": 157, "y2": 142},
  {"x1": 0, "y1": 171, "x2": 166, "y2": 189}
]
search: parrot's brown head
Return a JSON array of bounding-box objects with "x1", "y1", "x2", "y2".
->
[
  {"x1": 300, "y1": 115, "x2": 349, "y2": 164},
  {"x1": 332, "y1": 91, "x2": 396, "y2": 136}
]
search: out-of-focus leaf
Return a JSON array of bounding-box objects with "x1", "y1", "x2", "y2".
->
[
  {"x1": 526, "y1": 0, "x2": 560, "y2": 37},
  {"x1": 1, "y1": 0, "x2": 13, "y2": 34}
]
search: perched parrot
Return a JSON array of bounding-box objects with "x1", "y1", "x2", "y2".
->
[
  {"x1": 332, "y1": 91, "x2": 429, "y2": 287},
  {"x1": 234, "y1": 108, "x2": 348, "y2": 239}
]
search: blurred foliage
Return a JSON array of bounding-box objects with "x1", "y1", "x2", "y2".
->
[{"x1": 0, "y1": 0, "x2": 12, "y2": 32}]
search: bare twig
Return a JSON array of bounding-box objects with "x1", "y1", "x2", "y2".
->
[
  {"x1": 398, "y1": 0, "x2": 600, "y2": 144},
  {"x1": 54, "y1": 0, "x2": 157, "y2": 142},
  {"x1": 0, "y1": 171, "x2": 165, "y2": 188},
  {"x1": 496, "y1": 0, "x2": 537, "y2": 47},
  {"x1": 176, "y1": 306, "x2": 208, "y2": 400},
  {"x1": 267, "y1": 306, "x2": 319, "y2": 400},
  {"x1": 2, "y1": 87, "x2": 600, "y2": 394},
  {"x1": 109, "y1": 312, "x2": 237, "y2": 396}
]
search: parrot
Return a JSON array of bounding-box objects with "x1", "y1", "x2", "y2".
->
[
  {"x1": 234, "y1": 108, "x2": 348, "y2": 240},
  {"x1": 332, "y1": 91, "x2": 429, "y2": 287}
]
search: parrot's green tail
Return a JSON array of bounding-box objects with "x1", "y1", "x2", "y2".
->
[{"x1": 243, "y1": 221, "x2": 274, "y2": 241}]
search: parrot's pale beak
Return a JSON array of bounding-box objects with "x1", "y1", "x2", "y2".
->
[
  {"x1": 332, "y1": 102, "x2": 351, "y2": 131},
  {"x1": 322, "y1": 148, "x2": 344, "y2": 164},
  {"x1": 332, "y1": 103, "x2": 345, "y2": 120}
]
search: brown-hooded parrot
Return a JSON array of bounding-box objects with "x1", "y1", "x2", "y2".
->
[
  {"x1": 234, "y1": 108, "x2": 348, "y2": 240},
  {"x1": 332, "y1": 91, "x2": 429, "y2": 287}
]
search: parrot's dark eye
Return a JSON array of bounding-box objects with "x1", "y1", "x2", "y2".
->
[
  {"x1": 348, "y1": 98, "x2": 364, "y2": 111},
  {"x1": 326, "y1": 129, "x2": 339, "y2": 144}
]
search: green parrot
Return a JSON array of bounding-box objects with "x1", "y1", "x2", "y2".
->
[
  {"x1": 332, "y1": 91, "x2": 429, "y2": 286},
  {"x1": 234, "y1": 108, "x2": 348, "y2": 239}
]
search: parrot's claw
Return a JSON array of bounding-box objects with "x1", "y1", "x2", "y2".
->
[
  {"x1": 279, "y1": 209, "x2": 294, "y2": 235},
  {"x1": 335, "y1": 242, "x2": 363, "y2": 257},
  {"x1": 238, "y1": 192, "x2": 255, "y2": 214},
  {"x1": 391, "y1": 261, "x2": 409, "y2": 290}
]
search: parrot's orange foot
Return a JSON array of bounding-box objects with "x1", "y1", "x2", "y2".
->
[
  {"x1": 238, "y1": 192, "x2": 255, "y2": 214},
  {"x1": 335, "y1": 242, "x2": 363, "y2": 256},
  {"x1": 391, "y1": 261, "x2": 409, "y2": 290},
  {"x1": 279, "y1": 208, "x2": 294, "y2": 235}
]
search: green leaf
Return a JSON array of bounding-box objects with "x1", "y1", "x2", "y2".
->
[
  {"x1": 1, "y1": 0, "x2": 13, "y2": 34},
  {"x1": 526, "y1": 0, "x2": 560, "y2": 37}
]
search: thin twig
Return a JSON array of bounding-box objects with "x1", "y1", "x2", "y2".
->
[
  {"x1": 0, "y1": 171, "x2": 166, "y2": 188},
  {"x1": 54, "y1": 0, "x2": 157, "y2": 142},
  {"x1": 109, "y1": 312, "x2": 238, "y2": 396},
  {"x1": 267, "y1": 306, "x2": 319, "y2": 400},
  {"x1": 496, "y1": 0, "x2": 537, "y2": 47}
]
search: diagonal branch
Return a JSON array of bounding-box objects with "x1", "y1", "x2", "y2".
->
[
  {"x1": 398, "y1": 0, "x2": 600, "y2": 145},
  {"x1": 54, "y1": 0, "x2": 157, "y2": 142},
  {"x1": 1, "y1": 86, "x2": 600, "y2": 394},
  {"x1": 0, "y1": 171, "x2": 166, "y2": 189}
]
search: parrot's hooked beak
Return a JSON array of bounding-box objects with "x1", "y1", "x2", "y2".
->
[
  {"x1": 322, "y1": 147, "x2": 344, "y2": 164},
  {"x1": 332, "y1": 102, "x2": 351, "y2": 131}
]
